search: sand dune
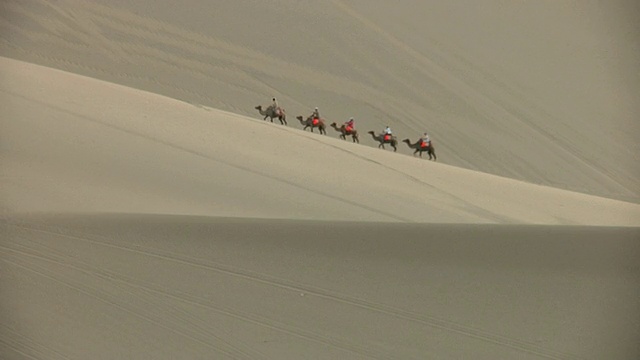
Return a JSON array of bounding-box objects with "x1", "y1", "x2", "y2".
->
[
  {"x1": 2, "y1": 57, "x2": 640, "y2": 225},
  {"x1": 1, "y1": 0, "x2": 638, "y2": 202},
  {"x1": 2, "y1": 52, "x2": 640, "y2": 359},
  {"x1": 2, "y1": 1, "x2": 640, "y2": 359}
]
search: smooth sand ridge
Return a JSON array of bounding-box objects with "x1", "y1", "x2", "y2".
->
[
  {"x1": 2, "y1": 57, "x2": 640, "y2": 225},
  {"x1": 0, "y1": 0, "x2": 638, "y2": 202},
  {"x1": 2, "y1": 214, "x2": 640, "y2": 359}
]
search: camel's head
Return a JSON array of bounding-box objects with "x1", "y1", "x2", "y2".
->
[
  {"x1": 296, "y1": 115, "x2": 304, "y2": 121},
  {"x1": 403, "y1": 139, "x2": 410, "y2": 143},
  {"x1": 330, "y1": 122, "x2": 337, "y2": 127},
  {"x1": 254, "y1": 105, "x2": 262, "y2": 110},
  {"x1": 367, "y1": 131, "x2": 375, "y2": 135}
]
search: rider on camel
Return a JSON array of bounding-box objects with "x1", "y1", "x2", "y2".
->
[
  {"x1": 420, "y1": 132, "x2": 431, "y2": 147},
  {"x1": 309, "y1": 107, "x2": 320, "y2": 125},
  {"x1": 344, "y1": 117, "x2": 355, "y2": 133},
  {"x1": 381, "y1": 126, "x2": 392, "y2": 141},
  {"x1": 271, "y1": 97, "x2": 281, "y2": 116}
]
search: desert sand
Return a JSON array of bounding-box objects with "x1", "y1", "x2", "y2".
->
[{"x1": 1, "y1": 1, "x2": 639, "y2": 359}]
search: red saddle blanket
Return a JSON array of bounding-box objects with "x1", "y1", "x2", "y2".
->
[
  {"x1": 312, "y1": 118, "x2": 319, "y2": 126},
  {"x1": 383, "y1": 134, "x2": 391, "y2": 141},
  {"x1": 345, "y1": 126, "x2": 353, "y2": 133}
]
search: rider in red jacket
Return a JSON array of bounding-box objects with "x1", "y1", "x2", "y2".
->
[{"x1": 345, "y1": 117, "x2": 355, "y2": 132}]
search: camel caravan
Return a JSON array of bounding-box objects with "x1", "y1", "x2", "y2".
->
[{"x1": 255, "y1": 99, "x2": 436, "y2": 161}]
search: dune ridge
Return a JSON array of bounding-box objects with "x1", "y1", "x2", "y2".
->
[{"x1": 2, "y1": 56, "x2": 640, "y2": 225}]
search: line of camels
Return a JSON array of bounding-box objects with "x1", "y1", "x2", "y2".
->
[{"x1": 255, "y1": 105, "x2": 436, "y2": 161}]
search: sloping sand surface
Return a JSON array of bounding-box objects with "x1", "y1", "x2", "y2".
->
[
  {"x1": 2, "y1": 54, "x2": 640, "y2": 360},
  {"x1": 3, "y1": 57, "x2": 640, "y2": 225},
  {"x1": 2, "y1": 215, "x2": 639, "y2": 359},
  {"x1": 1, "y1": 0, "x2": 638, "y2": 202}
]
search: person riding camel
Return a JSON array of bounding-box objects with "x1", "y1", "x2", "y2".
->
[
  {"x1": 344, "y1": 117, "x2": 355, "y2": 133},
  {"x1": 382, "y1": 126, "x2": 392, "y2": 141},
  {"x1": 420, "y1": 132, "x2": 431, "y2": 147},
  {"x1": 310, "y1": 107, "x2": 320, "y2": 125},
  {"x1": 271, "y1": 97, "x2": 281, "y2": 116}
]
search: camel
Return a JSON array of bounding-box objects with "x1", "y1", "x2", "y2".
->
[
  {"x1": 402, "y1": 139, "x2": 436, "y2": 161},
  {"x1": 330, "y1": 122, "x2": 359, "y2": 143},
  {"x1": 296, "y1": 115, "x2": 326, "y2": 135},
  {"x1": 367, "y1": 131, "x2": 397, "y2": 151},
  {"x1": 255, "y1": 105, "x2": 287, "y2": 125}
]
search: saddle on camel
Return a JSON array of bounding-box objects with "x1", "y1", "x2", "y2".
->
[{"x1": 268, "y1": 105, "x2": 282, "y2": 117}]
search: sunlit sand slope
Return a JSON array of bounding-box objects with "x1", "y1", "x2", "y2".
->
[{"x1": 1, "y1": 0, "x2": 637, "y2": 202}]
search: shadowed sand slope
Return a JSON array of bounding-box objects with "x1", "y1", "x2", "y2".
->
[
  {"x1": 2, "y1": 57, "x2": 640, "y2": 225},
  {"x1": 2, "y1": 214, "x2": 639, "y2": 359},
  {"x1": 0, "y1": 0, "x2": 638, "y2": 202}
]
